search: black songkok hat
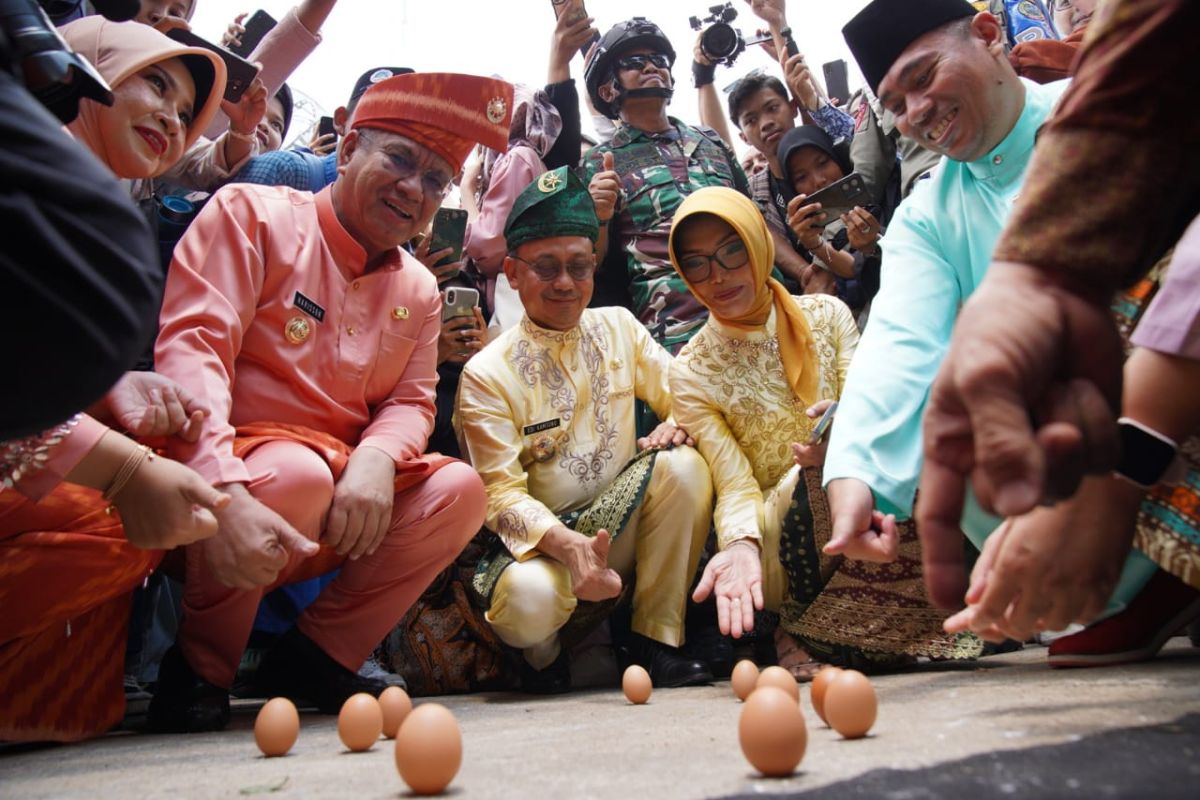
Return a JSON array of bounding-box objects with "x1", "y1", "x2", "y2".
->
[{"x1": 843, "y1": 0, "x2": 976, "y2": 93}]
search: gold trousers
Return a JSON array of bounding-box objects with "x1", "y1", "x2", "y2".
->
[{"x1": 486, "y1": 446, "x2": 712, "y2": 668}]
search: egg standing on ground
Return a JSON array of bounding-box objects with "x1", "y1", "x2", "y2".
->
[
  {"x1": 823, "y1": 669, "x2": 877, "y2": 739},
  {"x1": 738, "y1": 686, "x2": 808, "y2": 777},
  {"x1": 394, "y1": 703, "x2": 463, "y2": 796},
  {"x1": 756, "y1": 665, "x2": 799, "y2": 702},
  {"x1": 810, "y1": 666, "x2": 843, "y2": 724},
  {"x1": 338, "y1": 692, "x2": 383, "y2": 752},
  {"x1": 623, "y1": 664, "x2": 652, "y2": 704},
  {"x1": 254, "y1": 697, "x2": 300, "y2": 757},
  {"x1": 379, "y1": 685, "x2": 413, "y2": 739},
  {"x1": 731, "y1": 659, "x2": 759, "y2": 701}
]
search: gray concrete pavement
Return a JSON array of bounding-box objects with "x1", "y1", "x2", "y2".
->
[{"x1": 2, "y1": 639, "x2": 1199, "y2": 799}]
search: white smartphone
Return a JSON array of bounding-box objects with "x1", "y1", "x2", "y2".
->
[{"x1": 442, "y1": 286, "x2": 480, "y2": 322}]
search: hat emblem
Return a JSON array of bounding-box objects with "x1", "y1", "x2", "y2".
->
[
  {"x1": 369, "y1": 68, "x2": 394, "y2": 83},
  {"x1": 537, "y1": 171, "x2": 564, "y2": 194},
  {"x1": 486, "y1": 96, "x2": 507, "y2": 125}
]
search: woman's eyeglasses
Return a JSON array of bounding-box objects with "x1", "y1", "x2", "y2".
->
[{"x1": 678, "y1": 240, "x2": 750, "y2": 282}]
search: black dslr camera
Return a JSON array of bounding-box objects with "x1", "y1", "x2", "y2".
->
[
  {"x1": 689, "y1": 3, "x2": 752, "y2": 67},
  {"x1": 0, "y1": 0, "x2": 139, "y2": 122}
]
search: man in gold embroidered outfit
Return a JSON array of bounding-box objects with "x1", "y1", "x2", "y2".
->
[{"x1": 455, "y1": 166, "x2": 714, "y2": 692}]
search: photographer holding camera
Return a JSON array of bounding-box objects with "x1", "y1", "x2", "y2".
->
[
  {"x1": 582, "y1": 16, "x2": 750, "y2": 355},
  {"x1": 693, "y1": 1, "x2": 858, "y2": 297}
]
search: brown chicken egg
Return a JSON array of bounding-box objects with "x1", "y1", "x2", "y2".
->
[
  {"x1": 623, "y1": 665, "x2": 652, "y2": 704},
  {"x1": 338, "y1": 692, "x2": 383, "y2": 752},
  {"x1": 756, "y1": 665, "x2": 799, "y2": 702},
  {"x1": 379, "y1": 685, "x2": 413, "y2": 739},
  {"x1": 810, "y1": 666, "x2": 843, "y2": 724},
  {"x1": 731, "y1": 659, "x2": 760, "y2": 701},
  {"x1": 394, "y1": 703, "x2": 463, "y2": 795},
  {"x1": 824, "y1": 669, "x2": 877, "y2": 739},
  {"x1": 254, "y1": 697, "x2": 299, "y2": 757},
  {"x1": 738, "y1": 686, "x2": 808, "y2": 777}
]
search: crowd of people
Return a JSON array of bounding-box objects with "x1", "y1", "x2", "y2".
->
[{"x1": 1, "y1": 0, "x2": 1196, "y2": 746}]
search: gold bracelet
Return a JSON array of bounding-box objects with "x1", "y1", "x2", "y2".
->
[{"x1": 101, "y1": 444, "x2": 154, "y2": 502}]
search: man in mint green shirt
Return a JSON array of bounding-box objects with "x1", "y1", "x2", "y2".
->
[{"x1": 820, "y1": 0, "x2": 1156, "y2": 608}]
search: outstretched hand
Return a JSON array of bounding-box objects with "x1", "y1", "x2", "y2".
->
[
  {"x1": 693, "y1": 540, "x2": 764, "y2": 638},
  {"x1": 918, "y1": 261, "x2": 1123, "y2": 607}
]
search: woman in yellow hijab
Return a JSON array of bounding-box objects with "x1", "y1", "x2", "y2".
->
[{"x1": 669, "y1": 187, "x2": 980, "y2": 678}]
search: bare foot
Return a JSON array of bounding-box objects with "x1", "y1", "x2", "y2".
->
[{"x1": 774, "y1": 627, "x2": 825, "y2": 682}]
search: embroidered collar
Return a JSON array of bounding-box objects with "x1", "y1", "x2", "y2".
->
[{"x1": 520, "y1": 315, "x2": 583, "y2": 344}]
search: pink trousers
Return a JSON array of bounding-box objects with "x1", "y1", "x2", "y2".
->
[{"x1": 180, "y1": 440, "x2": 486, "y2": 688}]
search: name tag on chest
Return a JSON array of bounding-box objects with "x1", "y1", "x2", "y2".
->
[
  {"x1": 293, "y1": 291, "x2": 326, "y2": 322},
  {"x1": 523, "y1": 419, "x2": 561, "y2": 436}
]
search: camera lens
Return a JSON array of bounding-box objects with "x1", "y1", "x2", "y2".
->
[{"x1": 701, "y1": 23, "x2": 738, "y2": 60}]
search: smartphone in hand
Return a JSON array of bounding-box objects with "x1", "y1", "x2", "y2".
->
[
  {"x1": 807, "y1": 401, "x2": 838, "y2": 445},
  {"x1": 802, "y1": 174, "x2": 871, "y2": 228},
  {"x1": 228, "y1": 9, "x2": 277, "y2": 57},
  {"x1": 442, "y1": 287, "x2": 480, "y2": 323},
  {"x1": 429, "y1": 208, "x2": 469, "y2": 273},
  {"x1": 550, "y1": 0, "x2": 600, "y2": 58},
  {"x1": 317, "y1": 115, "x2": 337, "y2": 142},
  {"x1": 167, "y1": 28, "x2": 260, "y2": 103}
]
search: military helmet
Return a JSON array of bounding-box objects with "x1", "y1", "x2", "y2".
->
[{"x1": 584, "y1": 17, "x2": 677, "y2": 120}]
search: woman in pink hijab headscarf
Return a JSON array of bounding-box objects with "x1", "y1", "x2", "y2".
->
[{"x1": 61, "y1": 15, "x2": 224, "y2": 179}]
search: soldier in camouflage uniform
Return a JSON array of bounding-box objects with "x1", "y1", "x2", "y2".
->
[{"x1": 581, "y1": 18, "x2": 751, "y2": 354}]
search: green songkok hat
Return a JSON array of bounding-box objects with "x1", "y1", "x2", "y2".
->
[{"x1": 504, "y1": 166, "x2": 600, "y2": 251}]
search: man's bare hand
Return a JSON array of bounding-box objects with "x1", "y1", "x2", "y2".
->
[
  {"x1": 205, "y1": 484, "x2": 319, "y2": 589},
  {"x1": 918, "y1": 261, "x2": 1123, "y2": 607},
  {"x1": 824, "y1": 477, "x2": 899, "y2": 562},
  {"x1": 323, "y1": 445, "x2": 396, "y2": 560},
  {"x1": 564, "y1": 528, "x2": 623, "y2": 601},
  {"x1": 589, "y1": 152, "x2": 621, "y2": 223}
]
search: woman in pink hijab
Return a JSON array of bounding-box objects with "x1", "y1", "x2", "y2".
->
[{"x1": 0, "y1": 16, "x2": 230, "y2": 744}]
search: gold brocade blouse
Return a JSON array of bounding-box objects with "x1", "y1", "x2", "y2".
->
[
  {"x1": 455, "y1": 308, "x2": 675, "y2": 560},
  {"x1": 670, "y1": 294, "x2": 859, "y2": 549}
]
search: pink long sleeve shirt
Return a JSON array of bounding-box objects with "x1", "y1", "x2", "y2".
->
[{"x1": 154, "y1": 183, "x2": 441, "y2": 486}]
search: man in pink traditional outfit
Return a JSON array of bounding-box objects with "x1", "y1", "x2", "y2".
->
[{"x1": 148, "y1": 72, "x2": 513, "y2": 732}]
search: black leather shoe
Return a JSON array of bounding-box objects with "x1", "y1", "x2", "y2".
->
[
  {"x1": 146, "y1": 645, "x2": 231, "y2": 733},
  {"x1": 518, "y1": 649, "x2": 572, "y2": 695},
  {"x1": 628, "y1": 633, "x2": 712, "y2": 688},
  {"x1": 255, "y1": 628, "x2": 388, "y2": 713}
]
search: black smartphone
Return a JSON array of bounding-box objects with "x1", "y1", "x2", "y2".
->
[
  {"x1": 317, "y1": 115, "x2": 337, "y2": 141},
  {"x1": 429, "y1": 208, "x2": 469, "y2": 272},
  {"x1": 167, "y1": 28, "x2": 260, "y2": 103},
  {"x1": 550, "y1": 0, "x2": 600, "y2": 59},
  {"x1": 807, "y1": 401, "x2": 838, "y2": 445},
  {"x1": 822, "y1": 59, "x2": 850, "y2": 106},
  {"x1": 802, "y1": 173, "x2": 872, "y2": 227},
  {"x1": 228, "y1": 9, "x2": 277, "y2": 58}
]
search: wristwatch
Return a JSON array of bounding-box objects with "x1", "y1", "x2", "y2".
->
[{"x1": 1113, "y1": 417, "x2": 1182, "y2": 489}]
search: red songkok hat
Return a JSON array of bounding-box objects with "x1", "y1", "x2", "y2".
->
[{"x1": 351, "y1": 72, "x2": 514, "y2": 171}]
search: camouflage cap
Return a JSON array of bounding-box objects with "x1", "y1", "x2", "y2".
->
[{"x1": 504, "y1": 166, "x2": 600, "y2": 251}]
